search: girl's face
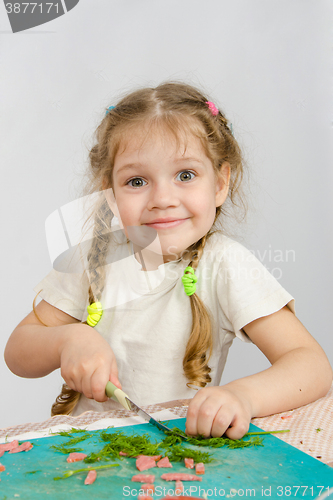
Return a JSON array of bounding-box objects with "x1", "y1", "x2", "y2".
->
[{"x1": 109, "y1": 125, "x2": 230, "y2": 263}]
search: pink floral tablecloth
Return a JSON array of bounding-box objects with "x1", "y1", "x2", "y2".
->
[{"x1": 1, "y1": 386, "x2": 333, "y2": 467}]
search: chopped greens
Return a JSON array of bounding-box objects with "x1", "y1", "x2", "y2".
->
[
  {"x1": 50, "y1": 422, "x2": 289, "y2": 481},
  {"x1": 79, "y1": 426, "x2": 274, "y2": 464},
  {"x1": 163, "y1": 427, "x2": 265, "y2": 449},
  {"x1": 50, "y1": 429, "x2": 93, "y2": 454},
  {"x1": 84, "y1": 431, "x2": 161, "y2": 462},
  {"x1": 164, "y1": 444, "x2": 214, "y2": 463},
  {"x1": 50, "y1": 444, "x2": 84, "y2": 454},
  {"x1": 57, "y1": 428, "x2": 89, "y2": 437},
  {"x1": 62, "y1": 434, "x2": 93, "y2": 446}
]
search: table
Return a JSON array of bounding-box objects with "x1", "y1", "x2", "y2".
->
[{"x1": 1, "y1": 385, "x2": 333, "y2": 467}]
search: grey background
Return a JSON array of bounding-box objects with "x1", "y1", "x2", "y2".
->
[{"x1": 0, "y1": 0, "x2": 332, "y2": 429}]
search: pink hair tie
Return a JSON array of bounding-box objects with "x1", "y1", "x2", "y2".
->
[{"x1": 206, "y1": 101, "x2": 219, "y2": 116}]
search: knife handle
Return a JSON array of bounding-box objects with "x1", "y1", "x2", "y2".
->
[{"x1": 105, "y1": 381, "x2": 131, "y2": 411}]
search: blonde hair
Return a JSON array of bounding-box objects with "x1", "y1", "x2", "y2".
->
[{"x1": 51, "y1": 81, "x2": 244, "y2": 416}]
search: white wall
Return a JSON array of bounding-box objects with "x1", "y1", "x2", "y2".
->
[{"x1": 1, "y1": 0, "x2": 332, "y2": 428}]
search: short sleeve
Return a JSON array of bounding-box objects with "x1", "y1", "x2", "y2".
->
[
  {"x1": 216, "y1": 239, "x2": 295, "y2": 342},
  {"x1": 34, "y1": 269, "x2": 89, "y2": 321}
]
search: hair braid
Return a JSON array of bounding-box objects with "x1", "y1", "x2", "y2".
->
[
  {"x1": 51, "y1": 200, "x2": 113, "y2": 416},
  {"x1": 182, "y1": 234, "x2": 214, "y2": 388}
]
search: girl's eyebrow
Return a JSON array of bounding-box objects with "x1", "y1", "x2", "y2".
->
[
  {"x1": 174, "y1": 157, "x2": 206, "y2": 169},
  {"x1": 116, "y1": 157, "x2": 205, "y2": 174},
  {"x1": 175, "y1": 156, "x2": 203, "y2": 163},
  {"x1": 116, "y1": 163, "x2": 142, "y2": 173}
]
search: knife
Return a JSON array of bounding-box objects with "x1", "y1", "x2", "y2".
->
[{"x1": 105, "y1": 381, "x2": 187, "y2": 440}]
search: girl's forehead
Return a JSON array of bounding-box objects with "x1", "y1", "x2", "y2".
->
[{"x1": 115, "y1": 121, "x2": 208, "y2": 161}]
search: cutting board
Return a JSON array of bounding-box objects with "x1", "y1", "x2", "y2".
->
[{"x1": 0, "y1": 418, "x2": 332, "y2": 499}]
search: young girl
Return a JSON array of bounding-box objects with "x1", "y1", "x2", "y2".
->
[{"x1": 5, "y1": 82, "x2": 332, "y2": 440}]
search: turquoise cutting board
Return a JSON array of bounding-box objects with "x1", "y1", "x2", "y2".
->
[{"x1": 0, "y1": 418, "x2": 332, "y2": 499}]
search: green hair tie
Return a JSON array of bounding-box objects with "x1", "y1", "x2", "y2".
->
[
  {"x1": 87, "y1": 302, "x2": 103, "y2": 327},
  {"x1": 181, "y1": 266, "x2": 198, "y2": 296}
]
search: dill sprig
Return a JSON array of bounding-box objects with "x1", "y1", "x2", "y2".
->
[
  {"x1": 164, "y1": 427, "x2": 267, "y2": 449},
  {"x1": 164, "y1": 444, "x2": 214, "y2": 463},
  {"x1": 54, "y1": 463, "x2": 119, "y2": 480},
  {"x1": 49, "y1": 429, "x2": 92, "y2": 454},
  {"x1": 227, "y1": 436, "x2": 264, "y2": 449},
  {"x1": 100, "y1": 430, "x2": 161, "y2": 456},
  {"x1": 84, "y1": 431, "x2": 161, "y2": 463},
  {"x1": 56, "y1": 428, "x2": 89, "y2": 437},
  {"x1": 50, "y1": 444, "x2": 84, "y2": 454},
  {"x1": 63, "y1": 434, "x2": 92, "y2": 446}
]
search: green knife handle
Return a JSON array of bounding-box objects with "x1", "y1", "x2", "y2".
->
[
  {"x1": 105, "y1": 381, "x2": 118, "y2": 398},
  {"x1": 105, "y1": 381, "x2": 131, "y2": 411}
]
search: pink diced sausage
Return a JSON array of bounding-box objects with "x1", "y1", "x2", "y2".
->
[
  {"x1": 84, "y1": 470, "x2": 97, "y2": 485},
  {"x1": 157, "y1": 456, "x2": 172, "y2": 468},
  {"x1": 132, "y1": 474, "x2": 155, "y2": 483},
  {"x1": 0, "y1": 440, "x2": 19, "y2": 452},
  {"x1": 184, "y1": 457, "x2": 194, "y2": 469},
  {"x1": 195, "y1": 462, "x2": 205, "y2": 475},
  {"x1": 8, "y1": 442, "x2": 33, "y2": 454},
  {"x1": 136, "y1": 455, "x2": 156, "y2": 472},
  {"x1": 67, "y1": 452, "x2": 87, "y2": 463},
  {"x1": 175, "y1": 480, "x2": 184, "y2": 494}
]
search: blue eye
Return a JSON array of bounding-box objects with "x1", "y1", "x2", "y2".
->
[
  {"x1": 177, "y1": 170, "x2": 195, "y2": 182},
  {"x1": 127, "y1": 177, "x2": 147, "y2": 188}
]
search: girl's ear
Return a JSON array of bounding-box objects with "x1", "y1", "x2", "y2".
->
[
  {"x1": 103, "y1": 186, "x2": 124, "y2": 228},
  {"x1": 215, "y1": 162, "x2": 230, "y2": 207}
]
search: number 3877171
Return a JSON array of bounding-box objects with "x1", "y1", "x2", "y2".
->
[{"x1": 5, "y1": 3, "x2": 60, "y2": 14}]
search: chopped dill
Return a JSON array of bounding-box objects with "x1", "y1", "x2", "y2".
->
[
  {"x1": 84, "y1": 431, "x2": 161, "y2": 463},
  {"x1": 63, "y1": 434, "x2": 92, "y2": 446},
  {"x1": 81, "y1": 426, "x2": 268, "y2": 465},
  {"x1": 50, "y1": 444, "x2": 84, "y2": 454},
  {"x1": 227, "y1": 436, "x2": 264, "y2": 449},
  {"x1": 49, "y1": 429, "x2": 92, "y2": 454},
  {"x1": 49, "y1": 423, "x2": 282, "y2": 467},
  {"x1": 159, "y1": 434, "x2": 184, "y2": 448},
  {"x1": 164, "y1": 427, "x2": 268, "y2": 449},
  {"x1": 57, "y1": 428, "x2": 89, "y2": 437},
  {"x1": 164, "y1": 444, "x2": 214, "y2": 463}
]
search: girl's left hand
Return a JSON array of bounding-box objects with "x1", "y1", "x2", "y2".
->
[{"x1": 185, "y1": 385, "x2": 253, "y2": 440}]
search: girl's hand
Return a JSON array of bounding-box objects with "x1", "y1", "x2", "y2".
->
[
  {"x1": 58, "y1": 323, "x2": 121, "y2": 403},
  {"x1": 185, "y1": 385, "x2": 253, "y2": 440}
]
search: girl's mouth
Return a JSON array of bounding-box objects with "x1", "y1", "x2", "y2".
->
[{"x1": 144, "y1": 218, "x2": 188, "y2": 229}]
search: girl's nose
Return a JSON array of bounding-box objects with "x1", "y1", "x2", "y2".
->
[{"x1": 146, "y1": 181, "x2": 180, "y2": 210}]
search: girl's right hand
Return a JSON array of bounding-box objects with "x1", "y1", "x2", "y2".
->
[
  {"x1": 5, "y1": 300, "x2": 121, "y2": 404},
  {"x1": 58, "y1": 323, "x2": 121, "y2": 403}
]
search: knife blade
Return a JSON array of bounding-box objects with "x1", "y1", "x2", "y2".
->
[{"x1": 105, "y1": 381, "x2": 187, "y2": 440}]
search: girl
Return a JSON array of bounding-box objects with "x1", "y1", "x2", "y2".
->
[{"x1": 5, "y1": 82, "x2": 332, "y2": 440}]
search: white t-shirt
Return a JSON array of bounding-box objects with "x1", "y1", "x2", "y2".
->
[{"x1": 34, "y1": 231, "x2": 294, "y2": 416}]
